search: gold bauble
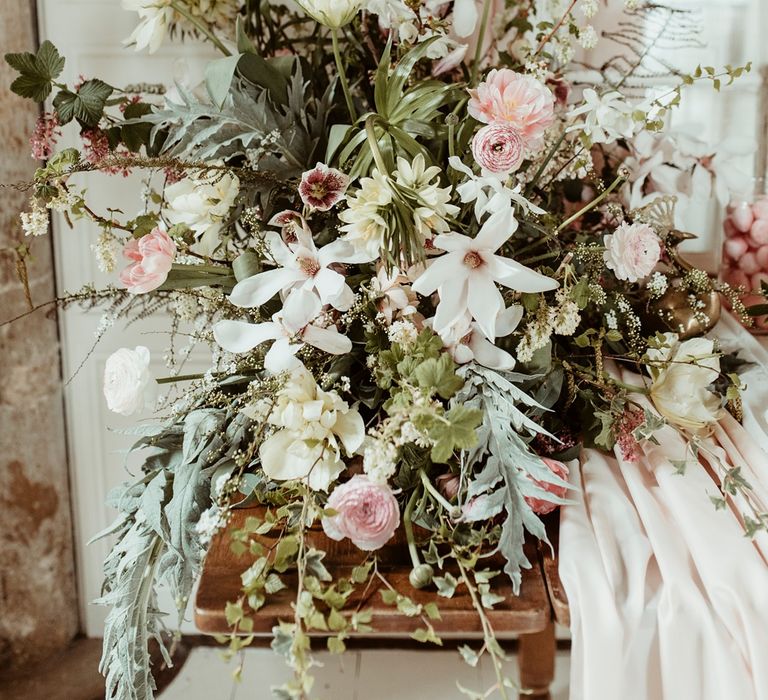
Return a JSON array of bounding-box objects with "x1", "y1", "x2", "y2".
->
[{"x1": 646, "y1": 288, "x2": 721, "y2": 340}]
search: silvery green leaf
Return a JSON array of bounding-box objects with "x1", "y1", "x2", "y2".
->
[{"x1": 140, "y1": 471, "x2": 167, "y2": 538}]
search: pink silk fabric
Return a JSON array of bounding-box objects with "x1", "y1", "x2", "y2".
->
[{"x1": 560, "y1": 314, "x2": 768, "y2": 700}]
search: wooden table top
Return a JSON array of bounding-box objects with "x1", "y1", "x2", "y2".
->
[{"x1": 195, "y1": 505, "x2": 566, "y2": 637}]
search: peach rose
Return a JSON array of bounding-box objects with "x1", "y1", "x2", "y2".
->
[
  {"x1": 471, "y1": 123, "x2": 524, "y2": 174},
  {"x1": 525, "y1": 458, "x2": 569, "y2": 515},
  {"x1": 119, "y1": 227, "x2": 176, "y2": 294},
  {"x1": 468, "y1": 69, "x2": 555, "y2": 146},
  {"x1": 603, "y1": 221, "x2": 661, "y2": 283},
  {"x1": 322, "y1": 475, "x2": 400, "y2": 551}
]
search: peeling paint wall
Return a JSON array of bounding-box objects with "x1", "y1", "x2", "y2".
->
[{"x1": 0, "y1": 0, "x2": 79, "y2": 677}]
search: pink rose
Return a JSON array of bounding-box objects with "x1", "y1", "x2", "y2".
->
[
  {"x1": 119, "y1": 228, "x2": 176, "y2": 294},
  {"x1": 525, "y1": 458, "x2": 569, "y2": 515},
  {"x1": 298, "y1": 162, "x2": 349, "y2": 212},
  {"x1": 603, "y1": 221, "x2": 661, "y2": 283},
  {"x1": 322, "y1": 475, "x2": 400, "y2": 551},
  {"x1": 468, "y1": 69, "x2": 555, "y2": 146},
  {"x1": 471, "y1": 123, "x2": 524, "y2": 174}
]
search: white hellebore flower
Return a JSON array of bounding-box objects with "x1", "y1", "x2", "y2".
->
[
  {"x1": 296, "y1": 0, "x2": 362, "y2": 28},
  {"x1": 412, "y1": 216, "x2": 557, "y2": 340},
  {"x1": 164, "y1": 169, "x2": 240, "y2": 255},
  {"x1": 437, "y1": 305, "x2": 523, "y2": 370},
  {"x1": 339, "y1": 168, "x2": 393, "y2": 258},
  {"x1": 646, "y1": 334, "x2": 723, "y2": 430},
  {"x1": 103, "y1": 346, "x2": 157, "y2": 416},
  {"x1": 229, "y1": 227, "x2": 372, "y2": 312},
  {"x1": 566, "y1": 89, "x2": 636, "y2": 145},
  {"x1": 122, "y1": 0, "x2": 173, "y2": 54},
  {"x1": 259, "y1": 369, "x2": 365, "y2": 491},
  {"x1": 213, "y1": 289, "x2": 351, "y2": 373}
]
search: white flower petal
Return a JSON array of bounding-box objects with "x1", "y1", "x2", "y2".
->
[
  {"x1": 489, "y1": 255, "x2": 559, "y2": 293},
  {"x1": 467, "y1": 271, "x2": 503, "y2": 339},
  {"x1": 412, "y1": 252, "x2": 467, "y2": 296},
  {"x1": 281, "y1": 289, "x2": 322, "y2": 334},
  {"x1": 302, "y1": 325, "x2": 352, "y2": 355},
  {"x1": 264, "y1": 338, "x2": 303, "y2": 373},
  {"x1": 213, "y1": 320, "x2": 281, "y2": 354},
  {"x1": 230, "y1": 268, "x2": 304, "y2": 308},
  {"x1": 469, "y1": 334, "x2": 516, "y2": 370}
]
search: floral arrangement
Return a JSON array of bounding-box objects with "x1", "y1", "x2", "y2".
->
[{"x1": 5, "y1": 1, "x2": 765, "y2": 699}]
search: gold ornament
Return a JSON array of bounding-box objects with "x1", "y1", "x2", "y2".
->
[{"x1": 634, "y1": 195, "x2": 721, "y2": 339}]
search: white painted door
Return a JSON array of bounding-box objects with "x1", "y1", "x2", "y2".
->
[{"x1": 37, "y1": 0, "x2": 214, "y2": 636}]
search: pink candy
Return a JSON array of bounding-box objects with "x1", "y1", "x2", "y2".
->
[
  {"x1": 724, "y1": 236, "x2": 749, "y2": 260},
  {"x1": 753, "y1": 198, "x2": 768, "y2": 220},
  {"x1": 756, "y1": 246, "x2": 768, "y2": 269},
  {"x1": 730, "y1": 202, "x2": 754, "y2": 232},
  {"x1": 750, "y1": 219, "x2": 768, "y2": 246}
]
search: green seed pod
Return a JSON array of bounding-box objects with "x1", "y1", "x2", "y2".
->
[{"x1": 408, "y1": 563, "x2": 434, "y2": 589}]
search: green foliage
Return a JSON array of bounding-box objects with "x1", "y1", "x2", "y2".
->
[
  {"x1": 53, "y1": 79, "x2": 114, "y2": 127},
  {"x1": 150, "y1": 59, "x2": 332, "y2": 180},
  {"x1": 455, "y1": 365, "x2": 571, "y2": 592},
  {"x1": 5, "y1": 40, "x2": 64, "y2": 101}
]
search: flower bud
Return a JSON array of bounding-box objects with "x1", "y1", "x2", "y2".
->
[{"x1": 409, "y1": 563, "x2": 434, "y2": 589}]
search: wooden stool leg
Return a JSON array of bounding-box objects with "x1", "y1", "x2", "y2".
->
[{"x1": 518, "y1": 620, "x2": 555, "y2": 699}]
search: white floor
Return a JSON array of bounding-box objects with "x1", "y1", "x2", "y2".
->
[{"x1": 160, "y1": 648, "x2": 570, "y2": 699}]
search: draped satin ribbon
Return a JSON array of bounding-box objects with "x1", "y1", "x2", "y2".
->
[{"x1": 560, "y1": 315, "x2": 768, "y2": 700}]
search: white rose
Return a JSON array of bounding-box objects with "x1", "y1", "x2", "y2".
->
[
  {"x1": 297, "y1": 0, "x2": 362, "y2": 28},
  {"x1": 259, "y1": 369, "x2": 364, "y2": 491},
  {"x1": 164, "y1": 170, "x2": 240, "y2": 255},
  {"x1": 647, "y1": 334, "x2": 723, "y2": 430},
  {"x1": 103, "y1": 346, "x2": 157, "y2": 416}
]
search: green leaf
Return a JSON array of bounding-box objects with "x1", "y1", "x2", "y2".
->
[
  {"x1": 429, "y1": 405, "x2": 482, "y2": 463},
  {"x1": 433, "y1": 573, "x2": 458, "y2": 598},
  {"x1": 351, "y1": 561, "x2": 372, "y2": 584},
  {"x1": 327, "y1": 608, "x2": 347, "y2": 632},
  {"x1": 423, "y1": 602, "x2": 441, "y2": 620},
  {"x1": 5, "y1": 40, "x2": 64, "y2": 102},
  {"x1": 225, "y1": 601, "x2": 244, "y2": 626},
  {"x1": 54, "y1": 79, "x2": 114, "y2": 127},
  {"x1": 327, "y1": 636, "x2": 346, "y2": 654},
  {"x1": 413, "y1": 353, "x2": 464, "y2": 400},
  {"x1": 458, "y1": 644, "x2": 480, "y2": 667},
  {"x1": 206, "y1": 54, "x2": 241, "y2": 109},
  {"x1": 238, "y1": 52, "x2": 289, "y2": 104},
  {"x1": 379, "y1": 589, "x2": 398, "y2": 605},
  {"x1": 232, "y1": 250, "x2": 262, "y2": 281}
]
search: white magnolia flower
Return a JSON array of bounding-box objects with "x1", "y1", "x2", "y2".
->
[
  {"x1": 296, "y1": 0, "x2": 362, "y2": 28},
  {"x1": 371, "y1": 265, "x2": 418, "y2": 324},
  {"x1": 122, "y1": 0, "x2": 173, "y2": 54},
  {"x1": 646, "y1": 334, "x2": 723, "y2": 430},
  {"x1": 567, "y1": 89, "x2": 636, "y2": 145},
  {"x1": 213, "y1": 289, "x2": 351, "y2": 373},
  {"x1": 259, "y1": 369, "x2": 365, "y2": 491},
  {"x1": 164, "y1": 169, "x2": 240, "y2": 255},
  {"x1": 436, "y1": 305, "x2": 523, "y2": 370},
  {"x1": 103, "y1": 346, "x2": 157, "y2": 416},
  {"x1": 339, "y1": 169, "x2": 393, "y2": 258},
  {"x1": 412, "y1": 208, "x2": 557, "y2": 340},
  {"x1": 229, "y1": 227, "x2": 372, "y2": 312}
]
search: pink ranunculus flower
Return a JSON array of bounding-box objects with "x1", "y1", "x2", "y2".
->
[
  {"x1": 468, "y1": 69, "x2": 555, "y2": 146},
  {"x1": 321, "y1": 475, "x2": 400, "y2": 551},
  {"x1": 299, "y1": 162, "x2": 350, "y2": 211},
  {"x1": 525, "y1": 458, "x2": 569, "y2": 516},
  {"x1": 603, "y1": 221, "x2": 661, "y2": 283},
  {"x1": 471, "y1": 123, "x2": 525, "y2": 174},
  {"x1": 119, "y1": 228, "x2": 176, "y2": 294}
]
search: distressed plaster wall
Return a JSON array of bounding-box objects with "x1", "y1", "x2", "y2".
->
[{"x1": 0, "y1": 0, "x2": 79, "y2": 677}]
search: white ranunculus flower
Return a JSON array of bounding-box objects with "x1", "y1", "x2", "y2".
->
[
  {"x1": 164, "y1": 169, "x2": 240, "y2": 255},
  {"x1": 259, "y1": 369, "x2": 364, "y2": 491},
  {"x1": 646, "y1": 334, "x2": 723, "y2": 430},
  {"x1": 296, "y1": 0, "x2": 362, "y2": 28},
  {"x1": 103, "y1": 346, "x2": 157, "y2": 416},
  {"x1": 122, "y1": 0, "x2": 174, "y2": 54}
]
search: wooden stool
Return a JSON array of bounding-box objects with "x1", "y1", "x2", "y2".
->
[{"x1": 195, "y1": 506, "x2": 567, "y2": 699}]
